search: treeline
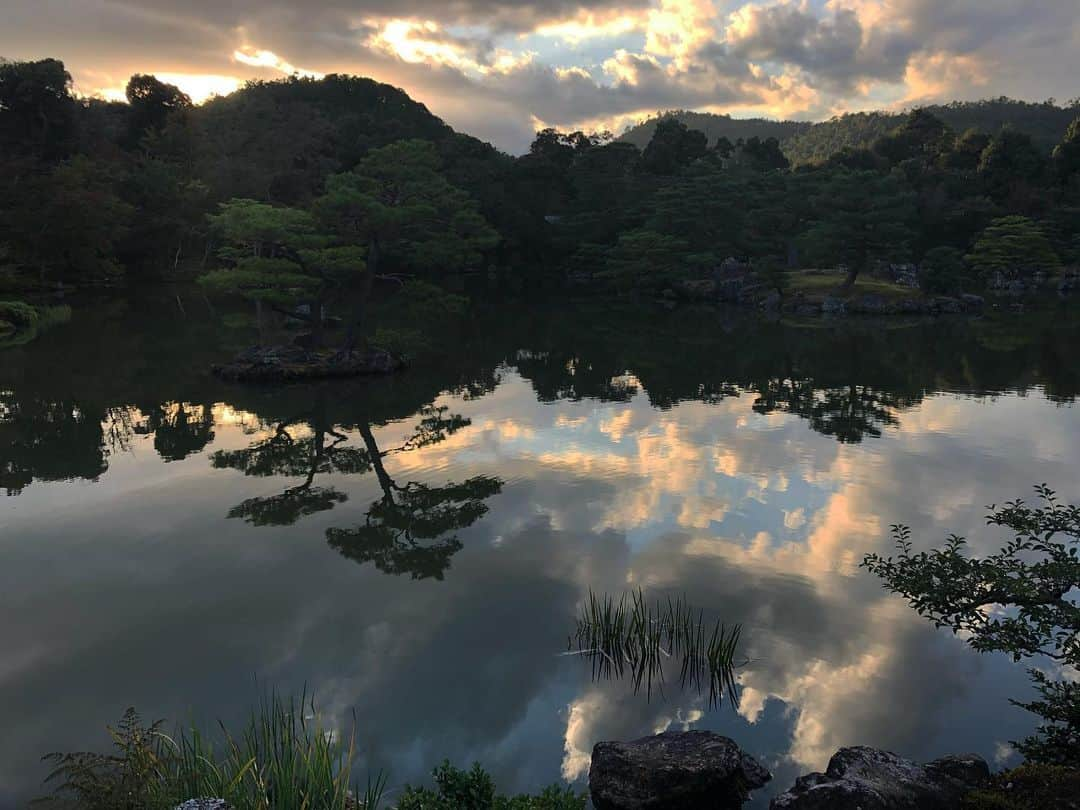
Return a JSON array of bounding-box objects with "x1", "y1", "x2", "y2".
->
[
  {"x1": 620, "y1": 110, "x2": 810, "y2": 151},
  {"x1": 538, "y1": 111, "x2": 1080, "y2": 293},
  {"x1": 2, "y1": 57, "x2": 1080, "y2": 303},
  {"x1": 626, "y1": 98, "x2": 1080, "y2": 166}
]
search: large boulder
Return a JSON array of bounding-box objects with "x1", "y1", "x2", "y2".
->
[
  {"x1": 589, "y1": 730, "x2": 771, "y2": 809},
  {"x1": 770, "y1": 746, "x2": 989, "y2": 810}
]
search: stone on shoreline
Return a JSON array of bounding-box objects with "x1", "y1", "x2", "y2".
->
[
  {"x1": 211, "y1": 344, "x2": 404, "y2": 382},
  {"x1": 175, "y1": 800, "x2": 232, "y2": 810},
  {"x1": 769, "y1": 746, "x2": 989, "y2": 810},
  {"x1": 589, "y1": 730, "x2": 771, "y2": 809}
]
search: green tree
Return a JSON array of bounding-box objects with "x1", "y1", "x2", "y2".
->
[
  {"x1": 965, "y1": 215, "x2": 1060, "y2": 283},
  {"x1": 863, "y1": 486, "x2": 1080, "y2": 766},
  {"x1": 200, "y1": 199, "x2": 366, "y2": 347},
  {"x1": 1052, "y1": 117, "x2": 1080, "y2": 183},
  {"x1": 799, "y1": 170, "x2": 917, "y2": 288},
  {"x1": 601, "y1": 229, "x2": 687, "y2": 292},
  {"x1": 920, "y1": 246, "x2": 969, "y2": 294},
  {"x1": 978, "y1": 127, "x2": 1048, "y2": 212},
  {"x1": 873, "y1": 109, "x2": 953, "y2": 166},
  {"x1": 641, "y1": 117, "x2": 708, "y2": 175},
  {"x1": 314, "y1": 139, "x2": 498, "y2": 348},
  {"x1": 124, "y1": 74, "x2": 192, "y2": 147},
  {"x1": 0, "y1": 58, "x2": 76, "y2": 159},
  {"x1": 737, "y1": 136, "x2": 790, "y2": 171},
  {"x1": 3, "y1": 156, "x2": 133, "y2": 283}
]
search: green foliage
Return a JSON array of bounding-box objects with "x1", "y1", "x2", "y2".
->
[
  {"x1": 0, "y1": 57, "x2": 77, "y2": 159},
  {"x1": 125, "y1": 74, "x2": 192, "y2": 145},
  {"x1": 397, "y1": 761, "x2": 585, "y2": 810},
  {"x1": 602, "y1": 229, "x2": 687, "y2": 291},
  {"x1": 641, "y1": 117, "x2": 709, "y2": 175},
  {"x1": 863, "y1": 485, "x2": 1080, "y2": 766},
  {"x1": 799, "y1": 170, "x2": 916, "y2": 281},
  {"x1": 965, "y1": 216, "x2": 1061, "y2": 279},
  {"x1": 961, "y1": 764, "x2": 1080, "y2": 809},
  {"x1": 199, "y1": 259, "x2": 320, "y2": 305},
  {"x1": 1, "y1": 156, "x2": 133, "y2": 281},
  {"x1": 920, "y1": 246, "x2": 969, "y2": 294},
  {"x1": 41, "y1": 696, "x2": 385, "y2": 810},
  {"x1": 207, "y1": 199, "x2": 318, "y2": 260},
  {"x1": 620, "y1": 110, "x2": 808, "y2": 153},
  {"x1": 785, "y1": 98, "x2": 1080, "y2": 166},
  {"x1": 0, "y1": 299, "x2": 39, "y2": 327},
  {"x1": 42, "y1": 708, "x2": 174, "y2": 809},
  {"x1": 1052, "y1": 117, "x2": 1080, "y2": 181},
  {"x1": 317, "y1": 139, "x2": 499, "y2": 273}
]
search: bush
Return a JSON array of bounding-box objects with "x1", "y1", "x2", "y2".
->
[
  {"x1": 397, "y1": 761, "x2": 586, "y2": 810},
  {"x1": 863, "y1": 486, "x2": 1080, "y2": 767},
  {"x1": 0, "y1": 299, "x2": 39, "y2": 328},
  {"x1": 920, "y1": 246, "x2": 969, "y2": 293},
  {"x1": 961, "y1": 764, "x2": 1080, "y2": 809},
  {"x1": 965, "y1": 216, "x2": 1061, "y2": 280}
]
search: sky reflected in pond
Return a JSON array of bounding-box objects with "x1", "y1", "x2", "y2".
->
[{"x1": 2, "y1": 290, "x2": 1079, "y2": 807}]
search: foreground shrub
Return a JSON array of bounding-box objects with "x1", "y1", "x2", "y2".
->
[
  {"x1": 863, "y1": 485, "x2": 1080, "y2": 767},
  {"x1": 0, "y1": 299, "x2": 39, "y2": 327},
  {"x1": 961, "y1": 764, "x2": 1080, "y2": 809},
  {"x1": 396, "y1": 761, "x2": 585, "y2": 810}
]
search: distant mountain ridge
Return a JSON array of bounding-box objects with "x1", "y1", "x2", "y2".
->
[
  {"x1": 620, "y1": 98, "x2": 1080, "y2": 165},
  {"x1": 620, "y1": 110, "x2": 810, "y2": 151}
]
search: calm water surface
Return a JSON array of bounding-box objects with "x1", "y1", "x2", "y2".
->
[{"x1": 3, "y1": 288, "x2": 1080, "y2": 807}]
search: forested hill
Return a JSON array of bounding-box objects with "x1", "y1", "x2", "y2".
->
[
  {"x1": 620, "y1": 111, "x2": 810, "y2": 150},
  {"x1": 624, "y1": 98, "x2": 1080, "y2": 165}
]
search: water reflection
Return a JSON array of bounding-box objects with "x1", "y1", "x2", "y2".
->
[{"x1": 2, "y1": 290, "x2": 1080, "y2": 808}]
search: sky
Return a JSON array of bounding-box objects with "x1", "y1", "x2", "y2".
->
[{"x1": 2, "y1": 0, "x2": 1079, "y2": 152}]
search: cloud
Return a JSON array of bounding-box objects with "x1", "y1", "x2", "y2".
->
[{"x1": 1, "y1": 0, "x2": 1078, "y2": 152}]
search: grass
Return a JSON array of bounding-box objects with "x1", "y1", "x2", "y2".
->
[
  {"x1": 567, "y1": 589, "x2": 742, "y2": 709},
  {"x1": 785, "y1": 271, "x2": 922, "y2": 302},
  {"x1": 41, "y1": 694, "x2": 585, "y2": 810},
  {"x1": 41, "y1": 692, "x2": 386, "y2": 810}
]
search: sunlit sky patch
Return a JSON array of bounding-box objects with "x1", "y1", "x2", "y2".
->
[{"x1": 2, "y1": 0, "x2": 1077, "y2": 151}]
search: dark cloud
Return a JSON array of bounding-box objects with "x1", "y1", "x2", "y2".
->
[
  {"x1": 2, "y1": 0, "x2": 1078, "y2": 152},
  {"x1": 725, "y1": 4, "x2": 915, "y2": 91}
]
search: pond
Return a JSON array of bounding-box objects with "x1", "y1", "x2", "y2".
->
[{"x1": 2, "y1": 287, "x2": 1079, "y2": 807}]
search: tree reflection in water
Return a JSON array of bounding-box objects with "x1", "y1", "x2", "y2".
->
[{"x1": 212, "y1": 395, "x2": 504, "y2": 579}]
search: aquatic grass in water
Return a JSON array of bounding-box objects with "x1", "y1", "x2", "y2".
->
[{"x1": 567, "y1": 590, "x2": 742, "y2": 709}]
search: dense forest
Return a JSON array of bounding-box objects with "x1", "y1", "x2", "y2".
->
[
  {"x1": 625, "y1": 98, "x2": 1080, "y2": 165},
  {"x1": 2, "y1": 57, "x2": 1080, "y2": 346}
]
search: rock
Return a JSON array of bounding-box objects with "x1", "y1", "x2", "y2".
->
[
  {"x1": 930, "y1": 296, "x2": 963, "y2": 314},
  {"x1": 821, "y1": 296, "x2": 847, "y2": 316},
  {"x1": 718, "y1": 257, "x2": 750, "y2": 275},
  {"x1": 769, "y1": 746, "x2": 989, "y2": 810},
  {"x1": 1058, "y1": 270, "x2": 1080, "y2": 295},
  {"x1": 850, "y1": 294, "x2": 898, "y2": 315},
  {"x1": 760, "y1": 290, "x2": 782, "y2": 312},
  {"x1": 176, "y1": 801, "x2": 232, "y2": 810},
  {"x1": 887, "y1": 263, "x2": 920, "y2": 288},
  {"x1": 959, "y1": 293, "x2": 985, "y2": 311},
  {"x1": 212, "y1": 345, "x2": 405, "y2": 382},
  {"x1": 589, "y1": 730, "x2": 771, "y2": 809}
]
